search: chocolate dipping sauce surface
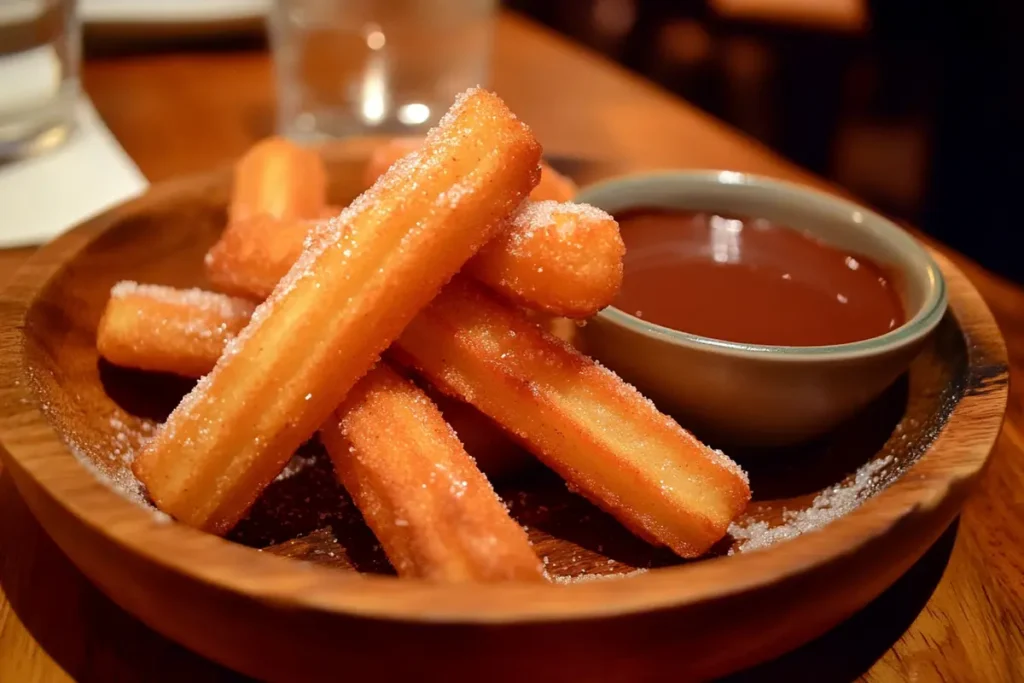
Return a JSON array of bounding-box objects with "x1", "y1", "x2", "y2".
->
[{"x1": 613, "y1": 209, "x2": 904, "y2": 346}]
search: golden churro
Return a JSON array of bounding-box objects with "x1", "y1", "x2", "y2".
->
[
  {"x1": 229, "y1": 137, "x2": 328, "y2": 224},
  {"x1": 133, "y1": 89, "x2": 541, "y2": 533},
  {"x1": 320, "y1": 364, "x2": 543, "y2": 581},
  {"x1": 423, "y1": 385, "x2": 532, "y2": 481},
  {"x1": 391, "y1": 279, "x2": 751, "y2": 558},
  {"x1": 467, "y1": 200, "x2": 624, "y2": 317},
  {"x1": 361, "y1": 137, "x2": 421, "y2": 189},
  {"x1": 97, "y1": 282, "x2": 255, "y2": 377},
  {"x1": 99, "y1": 283, "x2": 532, "y2": 481},
  {"x1": 364, "y1": 136, "x2": 577, "y2": 202},
  {"x1": 99, "y1": 285, "x2": 537, "y2": 575},
  {"x1": 204, "y1": 214, "x2": 313, "y2": 299},
  {"x1": 206, "y1": 200, "x2": 623, "y2": 317},
  {"x1": 530, "y1": 163, "x2": 577, "y2": 202}
]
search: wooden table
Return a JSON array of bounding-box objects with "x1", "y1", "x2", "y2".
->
[{"x1": 1, "y1": 13, "x2": 1021, "y2": 683}]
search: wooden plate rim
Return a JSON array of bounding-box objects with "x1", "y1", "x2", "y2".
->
[{"x1": 0, "y1": 170, "x2": 1009, "y2": 623}]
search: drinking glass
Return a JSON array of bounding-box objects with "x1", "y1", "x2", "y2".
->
[
  {"x1": 269, "y1": 0, "x2": 496, "y2": 141},
  {"x1": 0, "y1": 0, "x2": 79, "y2": 159}
]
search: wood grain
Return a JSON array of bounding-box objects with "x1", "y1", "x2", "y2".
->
[{"x1": 0, "y1": 11, "x2": 1019, "y2": 683}]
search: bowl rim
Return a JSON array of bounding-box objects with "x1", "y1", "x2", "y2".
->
[
  {"x1": 0, "y1": 165, "x2": 1008, "y2": 625},
  {"x1": 576, "y1": 170, "x2": 948, "y2": 361}
]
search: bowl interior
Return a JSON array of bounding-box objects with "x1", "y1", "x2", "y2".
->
[
  {"x1": 11, "y1": 156, "x2": 977, "y2": 581},
  {"x1": 576, "y1": 172, "x2": 942, "y2": 336}
]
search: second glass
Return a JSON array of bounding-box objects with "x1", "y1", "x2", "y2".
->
[
  {"x1": 0, "y1": 0, "x2": 80, "y2": 160},
  {"x1": 270, "y1": 0, "x2": 496, "y2": 141}
]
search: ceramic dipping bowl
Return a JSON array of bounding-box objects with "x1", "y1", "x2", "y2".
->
[{"x1": 575, "y1": 171, "x2": 947, "y2": 447}]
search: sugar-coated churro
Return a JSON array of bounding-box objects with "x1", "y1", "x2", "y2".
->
[
  {"x1": 364, "y1": 136, "x2": 576, "y2": 202},
  {"x1": 204, "y1": 214, "x2": 313, "y2": 300},
  {"x1": 97, "y1": 282, "x2": 255, "y2": 377},
  {"x1": 99, "y1": 283, "x2": 537, "y2": 573},
  {"x1": 320, "y1": 364, "x2": 543, "y2": 581},
  {"x1": 206, "y1": 200, "x2": 623, "y2": 316},
  {"x1": 391, "y1": 279, "x2": 751, "y2": 558},
  {"x1": 229, "y1": 137, "x2": 328, "y2": 224},
  {"x1": 529, "y1": 162, "x2": 577, "y2": 202},
  {"x1": 362, "y1": 137, "x2": 420, "y2": 189},
  {"x1": 423, "y1": 385, "x2": 532, "y2": 481},
  {"x1": 99, "y1": 283, "x2": 533, "y2": 481},
  {"x1": 467, "y1": 200, "x2": 624, "y2": 317},
  {"x1": 133, "y1": 89, "x2": 542, "y2": 534}
]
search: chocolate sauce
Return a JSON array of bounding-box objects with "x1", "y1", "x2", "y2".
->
[{"x1": 613, "y1": 209, "x2": 904, "y2": 346}]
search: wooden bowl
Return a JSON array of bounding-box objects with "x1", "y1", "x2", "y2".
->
[{"x1": 0, "y1": 148, "x2": 1009, "y2": 682}]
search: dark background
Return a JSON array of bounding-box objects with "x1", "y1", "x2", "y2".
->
[{"x1": 504, "y1": 0, "x2": 1024, "y2": 283}]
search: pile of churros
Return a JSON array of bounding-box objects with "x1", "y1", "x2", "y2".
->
[{"x1": 97, "y1": 89, "x2": 751, "y2": 582}]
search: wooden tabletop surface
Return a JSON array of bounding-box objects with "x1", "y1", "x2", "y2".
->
[{"x1": 1, "y1": 13, "x2": 1021, "y2": 683}]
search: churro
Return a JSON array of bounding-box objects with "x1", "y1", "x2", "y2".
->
[
  {"x1": 204, "y1": 214, "x2": 313, "y2": 300},
  {"x1": 133, "y1": 89, "x2": 542, "y2": 533},
  {"x1": 391, "y1": 279, "x2": 751, "y2": 558},
  {"x1": 99, "y1": 283, "x2": 532, "y2": 481},
  {"x1": 206, "y1": 200, "x2": 623, "y2": 317},
  {"x1": 97, "y1": 282, "x2": 255, "y2": 377},
  {"x1": 98, "y1": 282, "x2": 531, "y2": 478},
  {"x1": 530, "y1": 164, "x2": 577, "y2": 202},
  {"x1": 229, "y1": 137, "x2": 328, "y2": 224},
  {"x1": 362, "y1": 137, "x2": 421, "y2": 189},
  {"x1": 423, "y1": 385, "x2": 532, "y2": 481},
  {"x1": 320, "y1": 364, "x2": 543, "y2": 581},
  {"x1": 364, "y1": 136, "x2": 577, "y2": 201},
  {"x1": 98, "y1": 286, "x2": 537, "y2": 575},
  {"x1": 467, "y1": 200, "x2": 624, "y2": 317}
]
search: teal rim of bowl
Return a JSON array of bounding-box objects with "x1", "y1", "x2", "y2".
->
[{"x1": 578, "y1": 170, "x2": 949, "y2": 361}]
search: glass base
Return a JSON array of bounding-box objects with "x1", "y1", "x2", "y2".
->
[
  {"x1": 0, "y1": 118, "x2": 73, "y2": 162},
  {"x1": 279, "y1": 107, "x2": 436, "y2": 143},
  {"x1": 0, "y1": 82, "x2": 78, "y2": 162}
]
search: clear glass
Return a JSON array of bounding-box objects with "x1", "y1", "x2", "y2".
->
[
  {"x1": 0, "y1": 0, "x2": 80, "y2": 160},
  {"x1": 269, "y1": 0, "x2": 496, "y2": 141}
]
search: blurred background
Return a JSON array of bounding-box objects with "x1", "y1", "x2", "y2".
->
[
  {"x1": 3, "y1": 0, "x2": 1020, "y2": 281},
  {"x1": 503, "y1": 0, "x2": 1022, "y2": 283}
]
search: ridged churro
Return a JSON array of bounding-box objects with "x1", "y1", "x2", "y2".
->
[
  {"x1": 206, "y1": 200, "x2": 623, "y2": 317},
  {"x1": 133, "y1": 89, "x2": 542, "y2": 533},
  {"x1": 361, "y1": 137, "x2": 420, "y2": 189},
  {"x1": 204, "y1": 213, "x2": 313, "y2": 300},
  {"x1": 391, "y1": 279, "x2": 751, "y2": 558},
  {"x1": 98, "y1": 283, "x2": 532, "y2": 482},
  {"x1": 467, "y1": 200, "x2": 624, "y2": 317},
  {"x1": 320, "y1": 364, "x2": 543, "y2": 581},
  {"x1": 364, "y1": 136, "x2": 577, "y2": 202},
  {"x1": 423, "y1": 385, "x2": 531, "y2": 481},
  {"x1": 229, "y1": 137, "x2": 328, "y2": 224},
  {"x1": 97, "y1": 282, "x2": 255, "y2": 377},
  {"x1": 100, "y1": 286, "x2": 538, "y2": 577}
]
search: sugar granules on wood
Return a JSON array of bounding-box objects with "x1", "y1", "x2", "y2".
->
[{"x1": 728, "y1": 455, "x2": 894, "y2": 553}]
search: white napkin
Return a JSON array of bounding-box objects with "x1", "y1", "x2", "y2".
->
[
  {"x1": 81, "y1": 0, "x2": 268, "y2": 23},
  {"x1": 0, "y1": 97, "x2": 148, "y2": 248}
]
